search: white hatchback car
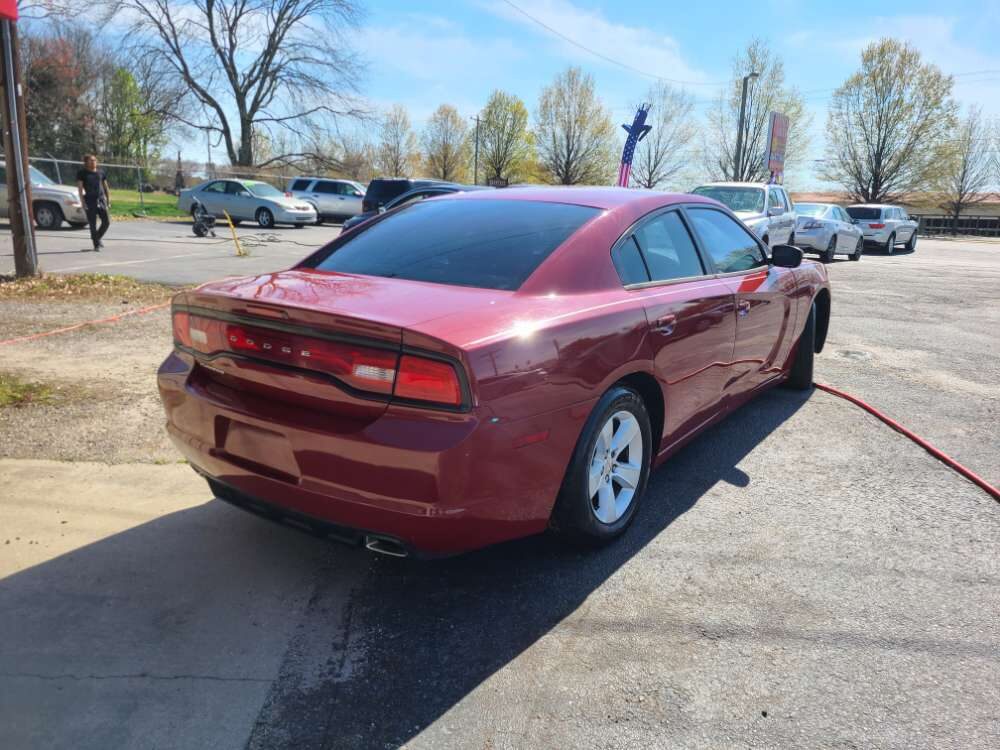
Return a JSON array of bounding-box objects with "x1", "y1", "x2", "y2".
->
[
  {"x1": 846, "y1": 204, "x2": 918, "y2": 254},
  {"x1": 691, "y1": 181, "x2": 797, "y2": 248}
]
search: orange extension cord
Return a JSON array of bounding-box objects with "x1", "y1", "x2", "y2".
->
[
  {"x1": 815, "y1": 382, "x2": 999, "y2": 502},
  {"x1": 1, "y1": 308, "x2": 996, "y2": 502}
]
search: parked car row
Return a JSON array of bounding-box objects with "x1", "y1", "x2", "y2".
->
[{"x1": 690, "y1": 181, "x2": 918, "y2": 259}]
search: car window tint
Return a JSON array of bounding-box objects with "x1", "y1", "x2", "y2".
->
[
  {"x1": 687, "y1": 208, "x2": 767, "y2": 273},
  {"x1": 846, "y1": 207, "x2": 880, "y2": 220},
  {"x1": 612, "y1": 237, "x2": 650, "y2": 285},
  {"x1": 226, "y1": 181, "x2": 248, "y2": 195},
  {"x1": 310, "y1": 199, "x2": 599, "y2": 291},
  {"x1": 315, "y1": 181, "x2": 340, "y2": 195},
  {"x1": 202, "y1": 181, "x2": 226, "y2": 194},
  {"x1": 768, "y1": 190, "x2": 784, "y2": 210},
  {"x1": 633, "y1": 211, "x2": 704, "y2": 281},
  {"x1": 291, "y1": 179, "x2": 312, "y2": 192}
]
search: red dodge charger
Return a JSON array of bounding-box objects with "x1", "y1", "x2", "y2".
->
[{"x1": 158, "y1": 187, "x2": 830, "y2": 557}]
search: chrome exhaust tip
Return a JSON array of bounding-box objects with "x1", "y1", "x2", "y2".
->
[{"x1": 365, "y1": 535, "x2": 409, "y2": 558}]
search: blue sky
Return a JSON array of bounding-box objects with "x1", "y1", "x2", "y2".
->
[{"x1": 348, "y1": 0, "x2": 1000, "y2": 189}]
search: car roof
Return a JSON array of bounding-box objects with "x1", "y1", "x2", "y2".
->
[
  {"x1": 292, "y1": 176, "x2": 355, "y2": 182},
  {"x1": 451, "y1": 185, "x2": 713, "y2": 211},
  {"x1": 848, "y1": 203, "x2": 896, "y2": 208}
]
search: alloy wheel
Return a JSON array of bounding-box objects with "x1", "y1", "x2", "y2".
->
[{"x1": 588, "y1": 411, "x2": 644, "y2": 524}]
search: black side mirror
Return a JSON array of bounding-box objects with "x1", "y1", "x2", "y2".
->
[{"x1": 771, "y1": 244, "x2": 803, "y2": 268}]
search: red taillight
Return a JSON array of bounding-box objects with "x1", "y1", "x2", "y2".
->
[
  {"x1": 174, "y1": 313, "x2": 465, "y2": 407},
  {"x1": 394, "y1": 354, "x2": 462, "y2": 406},
  {"x1": 225, "y1": 322, "x2": 397, "y2": 394},
  {"x1": 172, "y1": 310, "x2": 192, "y2": 348},
  {"x1": 869, "y1": 223, "x2": 885, "y2": 229}
]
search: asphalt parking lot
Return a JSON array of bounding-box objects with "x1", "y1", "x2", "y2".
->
[
  {"x1": 0, "y1": 231, "x2": 997, "y2": 749},
  {"x1": 0, "y1": 219, "x2": 345, "y2": 284}
]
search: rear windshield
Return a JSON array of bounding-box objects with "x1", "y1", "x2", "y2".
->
[
  {"x1": 691, "y1": 186, "x2": 765, "y2": 214},
  {"x1": 365, "y1": 180, "x2": 411, "y2": 205},
  {"x1": 847, "y1": 207, "x2": 882, "y2": 220},
  {"x1": 795, "y1": 203, "x2": 827, "y2": 217},
  {"x1": 307, "y1": 199, "x2": 600, "y2": 291}
]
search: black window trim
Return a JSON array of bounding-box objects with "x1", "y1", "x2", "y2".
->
[
  {"x1": 681, "y1": 204, "x2": 771, "y2": 278},
  {"x1": 610, "y1": 205, "x2": 715, "y2": 290}
]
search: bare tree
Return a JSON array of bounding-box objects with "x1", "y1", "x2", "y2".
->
[
  {"x1": 822, "y1": 38, "x2": 956, "y2": 203},
  {"x1": 479, "y1": 89, "x2": 531, "y2": 182},
  {"x1": 17, "y1": 0, "x2": 92, "y2": 19},
  {"x1": 375, "y1": 104, "x2": 417, "y2": 177},
  {"x1": 107, "y1": 0, "x2": 367, "y2": 168},
  {"x1": 421, "y1": 105, "x2": 469, "y2": 182},
  {"x1": 934, "y1": 107, "x2": 994, "y2": 233},
  {"x1": 336, "y1": 133, "x2": 375, "y2": 182},
  {"x1": 535, "y1": 66, "x2": 616, "y2": 185},
  {"x1": 631, "y1": 82, "x2": 696, "y2": 189},
  {"x1": 703, "y1": 39, "x2": 810, "y2": 182}
]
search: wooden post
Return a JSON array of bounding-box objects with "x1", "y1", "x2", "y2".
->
[{"x1": 0, "y1": 18, "x2": 36, "y2": 277}]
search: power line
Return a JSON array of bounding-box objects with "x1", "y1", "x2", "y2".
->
[{"x1": 497, "y1": 0, "x2": 727, "y2": 87}]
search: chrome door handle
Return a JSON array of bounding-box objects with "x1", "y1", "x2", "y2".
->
[
  {"x1": 737, "y1": 300, "x2": 751, "y2": 317},
  {"x1": 651, "y1": 314, "x2": 676, "y2": 335}
]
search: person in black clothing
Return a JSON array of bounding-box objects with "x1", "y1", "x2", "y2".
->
[{"x1": 76, "y1": 154, "x2": 111, "y2": 251}]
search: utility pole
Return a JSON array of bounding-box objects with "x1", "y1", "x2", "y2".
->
[
  {"x1": 471, "y1": 115, "x2": 480, "y2": 185},
  {"x1": 1, "y1": 15, "x2": 37, "y2": 277},
  {"x1": 733, "y1": 71, "x2": 759, "y2": 182}
]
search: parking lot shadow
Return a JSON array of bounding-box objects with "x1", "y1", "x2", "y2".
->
[
  {"x1": 0, "y1": 388, "x2": 807, "y2": 749},
  {"x1": 247, "y1": 388, "x2": 810, "y2": 749}
]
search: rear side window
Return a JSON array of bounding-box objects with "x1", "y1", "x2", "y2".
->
[
  {"x1": 632, "y1": 211, "x2": 704, "y2": 281},
  {"x1": 291, "y1": 179, "x2": 312, "y2": 192},
  {"x1": 309, "y1": 199, "x2": 599, "y2": 291},
  {"x1": 687, "y1": 208, "x2": 766, "y2": 273},
  {"x1": 847, "y1": 207, "x2": 881, "y2": 220},
  {"x1": 612, "y1": 238, "x2": 650, "y2": 285}
]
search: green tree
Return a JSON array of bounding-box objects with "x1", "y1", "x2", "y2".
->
[
  {"x1": 375, "y1": 105, "x2": 417, "y2": 177},
  {"x1": 934, "y1": 107, "x2": 995, "y2": 233},
  {"x1": 100, "y1": 67, "x2": 166, "y2": 166},
  {"x1": 479, "y1": 90, "x2": 532, "y2": 182},
  {"x1": 421, "y1": 105, "x2": 469, "y2": 182},
  {"x1": 535, "y1": 67, "x2": 616, "y2": 185},
  {"x1": 822, "y1": 38, "x2": 957, "y2": 203},
  {"x1": 703, "y1": 39, "x2": 810, "y2": 182}
]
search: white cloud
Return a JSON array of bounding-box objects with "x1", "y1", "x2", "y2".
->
[{"x1": 481, "y1": 0, "x2": 717, "y2": 88}]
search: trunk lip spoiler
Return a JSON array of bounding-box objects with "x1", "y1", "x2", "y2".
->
[{"x1": 171, "y1": 303, "x2": 474, "y2": 413}]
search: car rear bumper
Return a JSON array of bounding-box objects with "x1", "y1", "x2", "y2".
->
[
  {"x1": 157, "y1": 351, "x2": 581, "y2": 555},
  {"x1": 792, "y1": 229, "x2": 830, "y2": 251}
]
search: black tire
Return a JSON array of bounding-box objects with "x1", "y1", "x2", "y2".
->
[
  {"x1": 551, "y1": 386, "x2": 652, "y2": 545},
  {"x1": 193, "y1": 222, "x2": 209, "y2": 238},
  {"x1": 905, "y1": 231, "x2": 917, "y2": 252},
  {"x1": 884, "y1": 232, "x2": 896, "y2": 255},
  {"x1": 850, "y1": 237, "x2": 863, "y2": 261},
  {"x1": 784, "y1": 303, "x2": 816, "y2": 391},
  {"x1": 256, "y1": 207, "x2": 275, "y2": 228},
  {"x1": 34, "y1": 202, "x2": 63, "y2": 230},
  {"x1": 822, "y1": 235, "x2": 836, "y2": 263}
]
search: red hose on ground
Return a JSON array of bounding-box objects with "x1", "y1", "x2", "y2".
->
[
  {"x1": 815, "y1": 382, "x2": 1000, "y2": 502},
  {"x1": 0, "y1": 301, "x2": 170, "y2": 347}
]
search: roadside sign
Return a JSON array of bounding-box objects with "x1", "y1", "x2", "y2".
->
[
  {"x1": 486, "y1": 176, "x2": 509, "y2": 188},
  {"x1": 764, "y1": 112, "x2": 789, "y2": 181}
]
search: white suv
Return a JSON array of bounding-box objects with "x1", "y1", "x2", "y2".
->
[
  {"x1": 691, "y1": 181, "x2": 797, "y2": 248},
  {"x1": 845, "y1": 204, "x2": 918, "y2": 254}
]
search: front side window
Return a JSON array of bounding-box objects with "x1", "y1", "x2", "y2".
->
[
  {"x1": 687, "y1": 207, "x2": 766, "y2": 273},
  {"x1": 768, "y1": 189, "x2": 784, "y2": 211},
  {"x1": 308, "y1": 199, "x2": 599, "y2": 291},
  {"x1": 226, "y1": 181, "x2": 250, "y2": 196},
  {"x1": 632, "y1": 211, "x2": 705, "y2": 282},
  {"x1": 202, "y1": 181, "x2": 226, "y2": 194},
  {"x1": 315, "y1": 181, "x2": 340, "y2": 195}
]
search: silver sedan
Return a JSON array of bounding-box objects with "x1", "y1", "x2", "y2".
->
[
  {"x1": 794, "y1": 203, "x2": 864, "y2": 262},
  {"x1": 178, "y1": 179, "x2": 317, "y2": 228}
]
